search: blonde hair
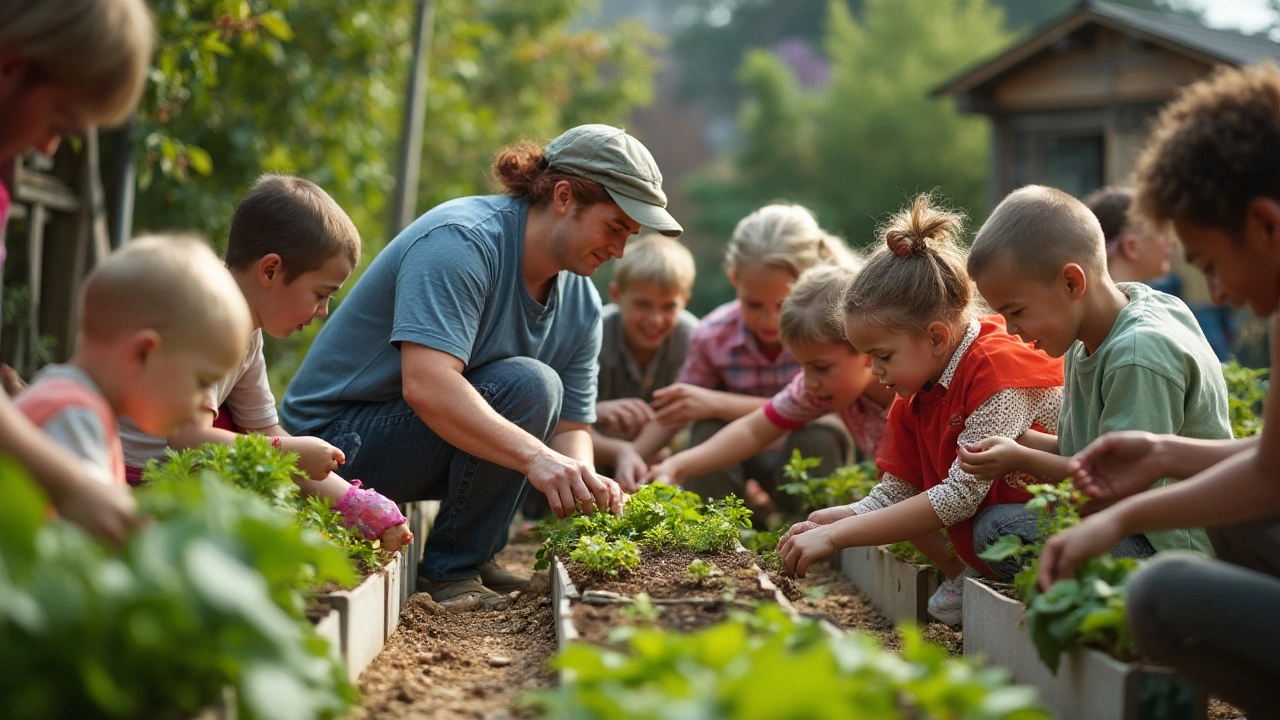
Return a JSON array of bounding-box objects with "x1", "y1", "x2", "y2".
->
[
  {"x1": 724, "y1": 204, "x2": 853, "y2": 278},
  {"x1": 842, "y1": 193, "x2": 971, "y2": 334},
  {"x1": 968, "y1": 185, "x2": 1107, "y2": 284},
  {"x1": 81, "y1": 234, "x2": 252, "y2": 349},
  {"x1": 226, "y1": 174, "x2": 361, "y2": 281},
  {"x1": 613, "y1": 233, "x2": 695, "y2": 293},
  {"x1": 780, "y1": 263, "x2": 862, "y2": 348},
  {"x1": 0, "y1": 0, "x2": 155, "y2": 127}
]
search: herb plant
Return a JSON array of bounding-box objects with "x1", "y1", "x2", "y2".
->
[
  {"x1": 978, "y1": 480, "x2": 1139, "y2": 672},
  {"x1": 687, "y1": 558, "x2": 720, "y2": 584},
  {"x1": 529, "y1": 604, "x2": 1049, "y2": 719},
  {"x1": 779, "y1": 451, "x2": 878, "y2": 513},
  {"x1": 569, "y1": 535, "x2": 641, "y2": 577},
  {"x1": 0, "y1": 460, "x2": 356, "y2": 720},
  {"x1": 1223, "y1": 360, "x2": 1268, "y2": 438},
  {"x1": 535, "y1": 483, "x2": 753, "y2": 576}
]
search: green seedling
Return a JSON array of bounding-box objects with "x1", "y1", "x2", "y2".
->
[
  {"x1": 687, "y1": 558, "x2": 721, "y2": 585},
  {"x1": 779, "y1": 451, "x2": 878, "y2": 514}
]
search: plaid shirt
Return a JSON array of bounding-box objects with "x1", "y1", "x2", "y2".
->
[{"x1": 675, "y1": 300, "x2": 801, "y2": 397}]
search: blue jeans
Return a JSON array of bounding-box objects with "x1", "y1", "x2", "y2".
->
[
  {"x1": 973, "y1": 503, "x2": 1156, "y2": 582},
  {"x1": 314, "y1": 357, "x2": 563, "y2": 581}
]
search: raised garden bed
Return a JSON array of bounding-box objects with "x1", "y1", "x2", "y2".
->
[
  {"x1": 963, "y1": 576, "x2": 1206, "y2": 720},
  {"x1": 839, "y1": 544, "x2": 941, "y2": 624},
  {"x1": 319, "y1": 562, "x2": 389, "y2": 683},
  {"x1": 384, "y1": 550, "x2": 403, "y2": 641}
]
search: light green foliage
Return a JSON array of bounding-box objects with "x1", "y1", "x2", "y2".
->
[
  {"x1": 143, "y1": 434, "x2": 383, "y2": 574},
  {"x1": 885, "y1": 540, "x2": 936, "y2": 567},
  {"x1": 780, "y1": 451, "x2": 879, "y2": 514},
  {"x1": 0, "y1": 459, "x2": 355, "y2": 720},
  {"x1": 535, "y1": 484, "x2": 753, "y2": 573},
  {"x1": 977, "y1": 481, "x2": 1137, "y2": 672},
  {"x1": 1223, "y1": 360, "x2": 1268, "y2": 439},
  {"x1": 687, "y1": 558, "x2": 720, "y2": 584},
  {"x1": 620, "y1": 592, "x2": 661, "y2": 624},
  {"x1": 686, "y1": 0, "x2": 1013, "y2": 250},
  {"x1": 569, "y1": 534, "x2": 641, "y2": 578},
  {"x1": 739, "y1": 524, "x2": 788, "y2": 572},
  {"x1": 529, "y1": 604, "x2": 1049, "y2": 719}
]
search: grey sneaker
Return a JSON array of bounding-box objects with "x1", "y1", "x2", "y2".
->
[
  {"x1": 416, "y1": 576, "x2": 513, "y2": 611},
  {"x1": 480, "y1": 561, "x2": 531, "y2": 594}
]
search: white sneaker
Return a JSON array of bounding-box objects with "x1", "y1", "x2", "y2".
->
[{"x1": 927, "y1": 568, "x2": 975, "y2": 625}]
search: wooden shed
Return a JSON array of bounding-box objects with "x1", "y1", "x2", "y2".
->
[{"x1": 936, "y1": 0, "x2": 1280, "y2": 204}]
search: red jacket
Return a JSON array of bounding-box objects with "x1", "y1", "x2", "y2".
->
[{"x1": 876, "y1": 317, "x2": 1063, "y2": 575}]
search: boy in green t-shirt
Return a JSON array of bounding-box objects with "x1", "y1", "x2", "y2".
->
[{"x1": 956, "y1": 184, "x2": 1227, "y2": 570}]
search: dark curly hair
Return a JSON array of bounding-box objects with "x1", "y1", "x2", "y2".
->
[
  {"x1": 1133, "y1": 63, "x2": 1280, "y2": 233},
  {"x1": 492, "y1": 141, "x2": 612, "y2": 208}
]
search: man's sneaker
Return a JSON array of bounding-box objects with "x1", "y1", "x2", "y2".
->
[
  {"x1": 416, "y1": 576, "x2": 513, "y2": 611},
  {"x1": 927, "y1": 568, "x2": 975, "y2": 625},
  {"x1": 480, "y1": 560, "x2": 531, "y2": 594}
]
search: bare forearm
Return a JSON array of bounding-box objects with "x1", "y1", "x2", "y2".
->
[
  {"x1": 551, "y1": 427, "x2": 594, "y2": 468},
  {"x1": 631, "y1": 420, "x2": 680, "y2": 461},
  {"x1": 831, "y1": 493, "x2": 946, "y2": 549},
  {"x1": 407, "y1": 374, "x2": 545, "y2": 475},
  {"x1": 1, "y1": 397, "x2": 89, "y2": 495},
  {"x1": 590, "y1": 429, "x2": 628, "y2": 467},
  {"x1": 666, "y1": 411, "x2": 783, "y2": 482},
  {"x1": 711, "y1": 391, "x2": 768, "y2": 422},
  {"x1": 1153, "y1": 434, "x2": 1258, "y2": 480},
  {"x1": 1019, "y1": 446, "x2": 1073, "y2": 482},
  {"x1": 168, "y1": 417, "x2": 238, "y2": 450},
  {"x1": 1113, "y1": 447, "x2": 1280, "y2": 534},
  {"x1": 1018, "y1": 428, "x2": 1059, "y2": 455}
]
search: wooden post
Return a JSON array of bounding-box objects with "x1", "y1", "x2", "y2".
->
[{"x1": 387, "y1": 0, "x2": 436, "y2": 240}]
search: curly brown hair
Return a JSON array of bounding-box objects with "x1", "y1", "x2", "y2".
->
[
  {"x1": 842, "y1": 193, "x2": 972, "y2": 334},
  {"x1": 492, "y1": 141, "x2": 612, "y2": 208},
  {"x1": 1133, "y1": 63, "x2": 1280, "y2": 233}
]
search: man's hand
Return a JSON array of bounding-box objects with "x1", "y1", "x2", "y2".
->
[
  {"x1": 51, "y1": 478, "x2": 139, "y2": 546},
  {"x1": 595, "y1": 398, "x2": 655, "y2": 440},
  {"x1": 379, "y1": 522, "x2": 414, "y2": 554},
  {"x1": 1067, "y1": 431, "x2": 1166, "y2": 500},
  {"x1": 612, "y1": 443, "x2": 648, "y2": 493},
  {"x1": 284, "y1": 436, "x2": 346, "y2": 480},
  {"x1": 1037, "y1": 511, "x2": 1127, "y2": 591},
  {"x1": 957, "y1": 436, "x2": 1025, "y2": 479},
  {"x1": 650, "y1": 383, "x2": 718, "y2": 426},
  {"x1": 779, "y1": 524, "x2": 837, "y2": 578},
  {"x1": 527, "y1": 446, "x2": 624, "y2": 519}
]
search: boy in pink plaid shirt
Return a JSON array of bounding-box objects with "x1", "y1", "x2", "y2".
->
[{"x1": 622, "y1": 205, "x2": 856, "y2": 511}]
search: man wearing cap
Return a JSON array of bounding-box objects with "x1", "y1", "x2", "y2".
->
[{"x1": 281, "y1": 125, "x2": 682, "y2": 609}]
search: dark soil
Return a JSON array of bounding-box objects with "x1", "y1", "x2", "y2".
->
[
  {"x1": 350, "y1": 540, "x2": 555, "y2": 720},
  {"x1": 564, "y1": 548, "x2": 775, "y2": 601}
]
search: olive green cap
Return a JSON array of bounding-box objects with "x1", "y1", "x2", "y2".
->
[{"x1": 544, "y1": 124, "x2": 683, "y2": 237}]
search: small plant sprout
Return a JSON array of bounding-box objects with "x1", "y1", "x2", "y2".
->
[
  {"x1": 687, "y1": 559, "x2": 721, "y2": 585},
  {"x1": 622, "y1": 592, "x2": 662, "y2": 623}
]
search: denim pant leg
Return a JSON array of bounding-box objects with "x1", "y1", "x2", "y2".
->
[
  {"x1": 973, "y1": 504, "x2": 1157, "y2": 582},
  {"x1": 316, "y1": 357, "x2": 563, "y2": 581}
]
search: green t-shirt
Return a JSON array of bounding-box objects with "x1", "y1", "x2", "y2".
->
[{"x1": 1058, "y1": 282, "x2": 1229, "y2": 555}]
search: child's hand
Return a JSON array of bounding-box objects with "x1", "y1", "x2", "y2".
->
[
  {"x1": 612, "y1": 444, "x2": 648, "y2": 493},
  {"x1": 642, "y1": 457, "x2": 680, "y2": 487},
  {"x1": 596, "y1": 398, "x2": 655, "y2": 440},
  {"x1": 650, "y1": 383, "x2": 718, "y2": 426},
  {"x1": 52, "y1": 477, "x2": 139, "y2": 546},
  {"x1": 287, "y1": 436, "x2": 346, "y2": 480},
  {"x1": 1067, "y1": 431, "x2": 1166, "y2": 500},
  {"x1": 806, "y1": 504, "x2": 856, "y2": 526},
  {"x1": 379, "y1": 521, "x2": 413, "y2": 554},
  {"x1": 1037, "y1": 511, "x2": 1126, "y2": 591},
  {"x1": 956, "y1": 436, "x2": 1024, "y2": 478},
  {"x1": 779, "y1": 524, "x2": 836, "y2": 578}
]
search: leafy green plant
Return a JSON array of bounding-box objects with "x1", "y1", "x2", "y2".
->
[
  {"x1": 740, "y1": 524, "x2": 788, "y2": 572},
  {"x1": 978, "y1": 480, "x2": 1139, "y2": 672},
  {"x1": 535, "y1": 483, "x2": 753, "y2": 571},
  {"x1": 0, "y1": 459, "x2": 356, "y2": 720},
  {"x1": 885, "y1": 540, "x2": 936, "y2": 567},
  {"x1": 528, "y1": 604, "x2": 1048, "y2": 719},
  {"x1": 1223, "y1": 360, "x2": 1268, "y2": 438},
  {"x1": 687, "y1": 559, "x2": 720, "y2": 585},
  {"x1": 620, "y1": 593, "x2": 661, "y2": 624},
  {"x1": 144, "y1": 435, "x2": 384, "y2": 573},
  {"x1": 780, "y1": 451, "x2": 878, "y2": 513},
  {"x1": 569, "y1": 535, "x2": 641, "y2": 578}
]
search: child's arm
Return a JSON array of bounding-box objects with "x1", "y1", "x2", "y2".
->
[
  {"x1": 0, "y1": 397, "x2": 137, "y2": 544},
  {"x1": 1070, "y1": 431, "x2": 1257, "y2": 499},
  {"x1": 646, "y1": 408, "x2": 786, "y2": 485},
  {"x1": 1017, "y1": 428, "x2": 1060, "y2": 455},
  {"x1": 956, "y1": 436, "x2": 1073, "y2": 482},
  {"x1": 169, "y1": 415, "x2": 343, "y2": 481},
  {"x1": 628, "y1": 419, "x2": 683, "y2": 467},
  {"x1": 781, "y1": 492, "x2": 944, "y2": 577},
  {"x1": 651, "y1": 383, "x2": 768, "y2": 425}
]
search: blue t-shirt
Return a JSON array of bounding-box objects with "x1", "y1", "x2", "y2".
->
[{"x1": 281, "y1": 195, "x2": 602, "y2": 433}]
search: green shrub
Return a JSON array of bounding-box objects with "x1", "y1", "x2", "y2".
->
[{"x1": 1223, "y1": 360, "x2": 1268, "y2": 439}]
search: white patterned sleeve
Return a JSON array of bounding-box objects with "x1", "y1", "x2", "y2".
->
[
  {"x1": 926, "y1": 387, "x2": 1062, "y2": 527},
  {"x1": 851, "y1": 472, "x2": 920, "y2": 514}
]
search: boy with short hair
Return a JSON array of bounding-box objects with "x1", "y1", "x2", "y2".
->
[
  {"x1": 119, "y1": 175, "x2": 412, "y2": 550},
  {"x1": 959, "y1": 184, "x2": 1229, "y2": 573},
  {"x1": 19, "y1": 235, "x2": 251, "y2": 486},
  {"x1": 1035, "y1": 63, "x2": 1280, "y2": 717},
  {"x1": 592, "y1": 233, "x2": 698, "y2": 484}
]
